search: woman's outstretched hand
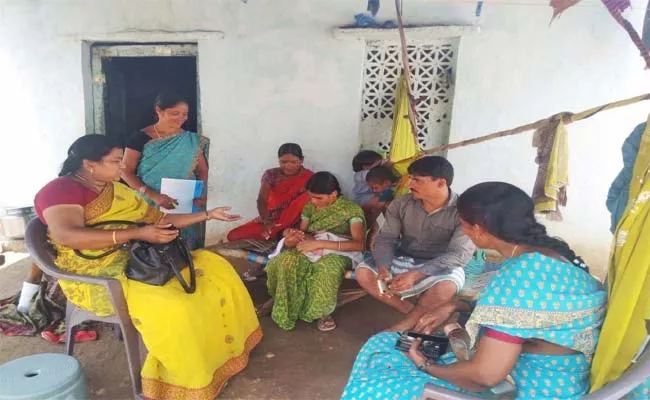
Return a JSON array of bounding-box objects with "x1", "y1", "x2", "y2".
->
[{"x1": 207, "y1": 207, "x2": 242, "y2": 222}]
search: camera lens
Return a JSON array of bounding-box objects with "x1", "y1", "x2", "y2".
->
[{"x1": 420, "y1": 341, "x2": 441, "y2": 359}]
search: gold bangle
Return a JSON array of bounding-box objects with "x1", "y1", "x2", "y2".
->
[
  {"x1": 205, "y1": 210, "x2": 210, "y2": 221},
  {"x1": 112, "y1": 230, "x2": 117, "y2": 244}
]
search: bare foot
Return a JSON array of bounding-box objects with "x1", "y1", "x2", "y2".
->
[{"x1": 256, "y1": 298, "x2": 274, "y2": 317}]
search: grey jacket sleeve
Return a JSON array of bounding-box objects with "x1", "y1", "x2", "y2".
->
[
  {"x1": 417, "y1": 222, "x2": 475, "y2": 276},
  {"x1": 372, "y1": 200, "x2": 402, "y2": 267}
]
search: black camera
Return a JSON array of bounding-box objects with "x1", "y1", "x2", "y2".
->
[{"x1": 395, "y1": 331, "x2": 449, "y2": 360}]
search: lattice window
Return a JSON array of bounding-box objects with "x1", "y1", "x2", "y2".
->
[{"x1": 359, "y1": 39, "x2": 458, "y2": 152}]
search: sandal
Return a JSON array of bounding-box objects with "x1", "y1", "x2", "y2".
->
[
  {"x1": 70, "y1": 330, "x2": 98, "y2": 343},
  {"x1": 41, "y1": 329, "x2": 97, "y2": 344},
  {"x1": 317, "y1": 316, "x2": 337, "y2": 332},
  {"x1": 41, "y1": 331, "x2": 60, "y2": 343}
]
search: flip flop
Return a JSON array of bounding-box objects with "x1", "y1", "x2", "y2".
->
[
  {"x1": 42, "y1": 330, "x2": 98, "y2": 344},
  {"x1": 41, "y1": 331, "x2": 60, "y2": 343},
  {"x1": 317, "y1": 316, "x2": 337, "y2": 332},
  {"x1": 70, "y1": 330, "x2": 98, "y2": 343}
]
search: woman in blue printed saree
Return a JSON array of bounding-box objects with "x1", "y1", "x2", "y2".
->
[
  {"x1": 342, "y1": 182, "x2": 607, "y2": 400},
  {"x1": 122, "y1": 92, "x2": 209, "y2": 249}
]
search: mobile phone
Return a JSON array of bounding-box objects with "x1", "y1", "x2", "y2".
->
[{"x1": 377, "y1": 279, "x2": 389, "y2": 295}]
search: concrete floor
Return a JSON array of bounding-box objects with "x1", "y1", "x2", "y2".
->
[{"x1": 0, "y1": 255, "x2": 402, "y2": 400}]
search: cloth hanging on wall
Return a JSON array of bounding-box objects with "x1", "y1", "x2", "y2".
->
[
  {"x1": 389, "y1": 75, "x2": 421, "y2": 197},
  {"x1": 532, "y1": 118, "x2": 569, "y2": 220}
]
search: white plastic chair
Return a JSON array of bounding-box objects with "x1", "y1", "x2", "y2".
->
[
  {"x1": 25, "y1": 218, "x2": 145, "y2": 399},
  {"x1": 420, "y1": 341, "x2": 650, "y2": 400}
]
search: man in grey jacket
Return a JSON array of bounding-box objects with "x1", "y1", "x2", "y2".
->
[{"x1": 355, "y1": 156, "x2": 475, "y2": 331}]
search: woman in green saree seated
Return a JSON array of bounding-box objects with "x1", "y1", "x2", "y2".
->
[{"x1": 261, "y1": 172, "x2": 365, "y2": 332}]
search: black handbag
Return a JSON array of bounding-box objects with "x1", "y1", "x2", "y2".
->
[{"x1": 73, "y1": 220, "x2": 196, "y2": 294}]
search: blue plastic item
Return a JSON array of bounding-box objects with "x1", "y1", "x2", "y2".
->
[
  {"x1": 353, "y1": 13, "x2": 397, "y2": 29},
  {"x1": 0, "y1": 353, "x2": 88, "y2": 400},
  {"x1": 246, "y1": 251, "x2": 268, "y2": 265}
]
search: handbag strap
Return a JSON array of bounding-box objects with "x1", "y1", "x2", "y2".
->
[
  {"x1": 73, "y1": 220, "x2": 144, "y2": 260},
  {"x1": 163, "y1": 237, "x2": 197, "y2": 294}
]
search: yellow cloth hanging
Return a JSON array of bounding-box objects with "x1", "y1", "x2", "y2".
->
[
  {"x1": 532, "y1": 119, "x2": 569, "y2": 216},
  {"x1": 589, "y1": 116, "x2": 650, "y2": 393},
  {"x1": 389, "y1": 75, "x2": 421, "y2": 196}
]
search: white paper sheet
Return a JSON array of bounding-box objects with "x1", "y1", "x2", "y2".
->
[{"x1": 160, "y1": 178, "x2": 203, "y2": 214}]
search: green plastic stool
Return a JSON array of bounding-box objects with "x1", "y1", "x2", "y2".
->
[{"x1": 0, "y1": 353, "x2": 88, "y2": 400}]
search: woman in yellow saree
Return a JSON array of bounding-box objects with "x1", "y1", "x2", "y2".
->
[
  {"x1": 34, "y1": 135, "x2": 262, "y2": 400},
  {"x1": 590, "y1": 119, "x2": 650, "y2": 398}
]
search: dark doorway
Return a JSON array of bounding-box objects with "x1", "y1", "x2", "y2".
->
[{"x1": 102, "y1": 56, "x2": 197, "y2": 148}]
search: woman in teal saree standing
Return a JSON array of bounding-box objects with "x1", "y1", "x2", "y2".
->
[{"x1": 122, "y1": 92, "x2": 209, "y2": 249}]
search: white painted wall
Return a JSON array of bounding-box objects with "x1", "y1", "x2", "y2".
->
[
  {"x1": 441, "y1": 3, "x2": 650, "y2": 275},
  {"x1": 1, "y1": 0, "x2": 648, "y2": 274}
]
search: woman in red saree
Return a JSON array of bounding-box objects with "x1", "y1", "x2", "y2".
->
[{"x1": 227, "y1": 143, "x2": 313, "y2": 241}]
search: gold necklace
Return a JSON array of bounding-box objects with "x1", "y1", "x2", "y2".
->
[
  {"x1": 153, "y1": 124, "x2": 180, "y2": 139},
  {"x1": 72, "y1": 173, "x2": 105, "y2": 194}
]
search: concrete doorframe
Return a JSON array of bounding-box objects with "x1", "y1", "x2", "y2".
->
[{"x1": 82, "y1": 43, "x2": 200, "y2": 136}]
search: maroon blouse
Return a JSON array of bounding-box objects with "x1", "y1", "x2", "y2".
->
[
  {"x1": 34, "y1": 177, "x2": 98, "y2": 223},
  {"x1": 483, "y1": 328, "x2": 525, "y2": 344}
]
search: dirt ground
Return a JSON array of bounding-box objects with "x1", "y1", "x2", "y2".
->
[{"x1": 0, "y1": 255, "x2": 402, "y2": 400}]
